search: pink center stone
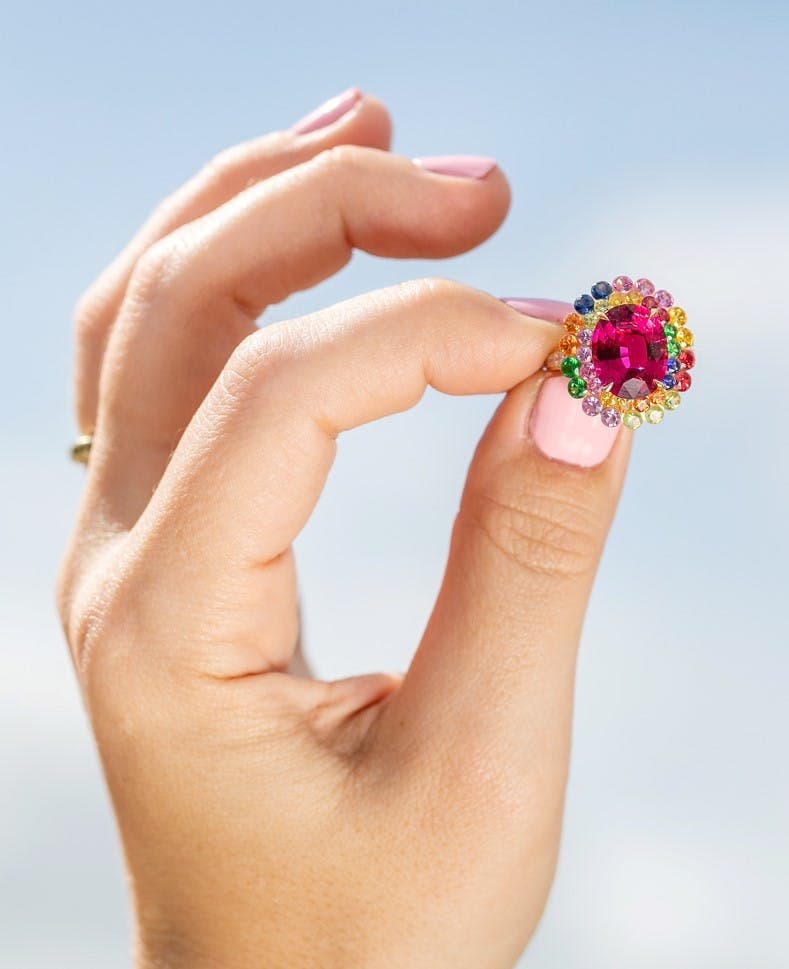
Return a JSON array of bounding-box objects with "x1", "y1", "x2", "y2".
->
[{"x1": 592, "y1": 304, "x2": 668, "y2": 399}]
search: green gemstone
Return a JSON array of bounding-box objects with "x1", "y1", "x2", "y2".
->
[
  {"x1": 561, "y1": 355, "x2": 580, "y2": 378},
  {"x1": 666, "y1": 338, "x2": 680, "y2": 357},
  {"x1": 664, "y1": 390, "x2": 681, "y2": 410},
  {"x1": 645, "y1": 404, "x2": 664, "y2": 425},
  {"x1": 663, "y1": 323, "x2": 677, "y2": 339},
  {"x1": 567, "y1": 376, "x2": 587, "y2": 399},
  {"x1": 623, "y1": 411, "x2": 643, "y2": 430}
]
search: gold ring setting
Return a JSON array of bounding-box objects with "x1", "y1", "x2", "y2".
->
[{"x1": 70, "y1": 434, "x2": 93, "y2": 465}]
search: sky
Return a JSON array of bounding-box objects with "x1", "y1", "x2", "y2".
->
[{"x1": 2, "y1": 1, "x2": 788, "y2": 966}]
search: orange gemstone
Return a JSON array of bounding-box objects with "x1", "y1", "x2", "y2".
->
[
  {"x1": 564, "y1": 313, "x2": 584, "y2": 334},
  {"x1": 559, "y1": 334, "x2": 577, "y2": 355}
]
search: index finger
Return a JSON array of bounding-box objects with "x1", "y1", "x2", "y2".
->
[{"x1": 129, "y1": 281, "x2": 559, "y2": 673}]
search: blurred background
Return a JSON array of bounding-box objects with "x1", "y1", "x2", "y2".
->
[{"x1": 2, "y1": 0, "x2": 788, "y2": 966}]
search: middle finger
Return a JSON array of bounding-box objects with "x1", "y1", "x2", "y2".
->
[{"x1": 89, "y1": 147, "x2": 510, "y2": 530}]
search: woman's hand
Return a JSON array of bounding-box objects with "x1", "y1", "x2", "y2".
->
[{"x1": 58, "y1": 90, "x2": 630, "y2": 969}]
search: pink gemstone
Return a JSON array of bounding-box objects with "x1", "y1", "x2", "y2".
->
[
  {"x1": 577, "y1": 328, "x2": 593, "y2": 346},
  {"x1": 577, "y1": 346, "x2": 592, "y2": 363},
  {"x1": 613, "y1": 275, "x2": 633, "y2": 293},
  {"x1": 642, "y1": 295, "x2": 658, "y2": 310},
  {"x1": 592, "y1": 304, "x2": 668, "y2": 399},
  {"x1": 580, "y1": 362, "x2": 596, "y2": 379},
  {"x1": 636, "y1": 277, "x2": 655, "y2": 296},
  {"x1": 653, "y1": 307, "x2": 669, "y2": 323},
  {"x1": 655, "y1": 289, "x2": 673, "y2": 308}
]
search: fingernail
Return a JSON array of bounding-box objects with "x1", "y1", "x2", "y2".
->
[
  {"x1": 501, "y1": 297, "x2": 573, "y2": 326},
  {"x1": 292, "y1": 87, "x2": 362, "y2": 135},
  {"x1": 414, "y1": 155, "x2": 498, "y2": 179},
  {"x1": 530, "y1": 377, "x2": 619, "y2": 468}
]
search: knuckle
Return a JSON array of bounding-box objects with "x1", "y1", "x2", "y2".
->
[
  {"x1": 126, "y1": 232, "x2": 192, "y2": 306},
  {"x1": 216, "y1": 325, "x2": 295, "y2": 405},
  {"x1": 198, "y1": 133, "x2": 291, "y2": 193},
  {"x1": 401, "y1": 276, "x2": 482, "y2": 310},
  {"x1": 310, "y1": 142, "x2": 368, "y2": 179},
  {"x1": 201, "y1": 144, "x2": 246, "y2": 182},
  {"x1": 397, "y1": 276, "x2": 478, "y2": 312},
  {"x1": 460, "y1": 481, "x2": 601, "y2": 580},
  {"x1": 73, "y1": 279, "x2": 112, "y2": 346}
]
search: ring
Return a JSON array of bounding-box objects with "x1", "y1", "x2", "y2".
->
[
  {"x1": 70, "y1": 434, "x2": 93, "y2": 465},
  {"x1": 546, "y1": 276, "x2": 695, "y2": 429}
]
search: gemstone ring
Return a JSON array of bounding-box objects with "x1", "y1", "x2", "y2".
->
[{"x1": 546, "y1": 276, "x2": 695, "y2": 429}]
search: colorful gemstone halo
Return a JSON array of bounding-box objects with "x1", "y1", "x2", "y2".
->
[{"x1": 548, "y1": 276, "x2": 695, "y2": 429}]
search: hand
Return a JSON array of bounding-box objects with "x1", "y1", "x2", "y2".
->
[{"x1": 59, "y1": 90, "x2": 630, "y2": 969}]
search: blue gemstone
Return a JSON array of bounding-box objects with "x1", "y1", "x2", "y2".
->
[
  {"x1": 574, "y1": 294, "x2": 595, "y2": 315},
  {"x1": 662, "y1": 373, "x2": 676, "y2": 389},
  {"x1": 591, "y1": 280, "x2": 613, "y2": 300},
  {"x1": 666, "y1": 358, "x2": 681, "y2": 374}
]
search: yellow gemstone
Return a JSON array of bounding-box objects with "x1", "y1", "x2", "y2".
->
[
  {"x1": 546, "y1": 349, "x2": 564, "y2": 371},
  {"x1": 559, "y1": 334, "x2": 577, "y2": 356},
  {"x1": 634, "y1": 398, "x2": 650, "y2": 412},
  {"x1": 608, "y1": 292, "x2": 626, "y2": 306},
  {"x1": 623, "y1": 411, "x2": 643, "y2": 429},
  {"x1": 669, "y1": 306, "x2": 687, "y2": 325},
  {"x1": 664, "y1": 390, "x2": 681, "y2": 410},
  {"x1": 564, "y1": 313, "x2": 584, "y2": 334},
  {"x1": 600, "y1": 389, "x2": 624, "y2": 411},
  {"x1": 645, "y1": 404, "x2": 664, "y2": 425},
  {"x1": 676, "y1": 327, "x2": 694, "y2": 348},
  {"x1": 624, "y1": 290, "x2": 642, "y2": 304}
]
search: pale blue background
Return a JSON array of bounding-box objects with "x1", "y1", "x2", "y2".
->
[{"x1": 2, "y1": 1, "x2": 788, "y2": 966}]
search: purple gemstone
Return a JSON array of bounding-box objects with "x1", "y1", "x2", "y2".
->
[
  {"x1": 577, "y1": 345, "x2": 592, "y2": 363},
  {"x1": 582, "y1": 395, "x2": 602, "y2": 417},
  {"x1": 655, "y1": 289, "x2": 673, "y2": 308},
  {"x1": 586, "y1": 375, "x2": 602, "y2": 392},
  {"x1": 577, "y1": 328, "x2": 593, "y2": 346},
  {"x1": 600, "y1": 407, "x2": 621, "y2": 428},
  {"x1": 591, "y1": 304, "x2": 668, "y2": 399},
  {"x1": 580, "y1": 362, "x2": 596, "y2": 379},
  {"x1": 636, "y1": 277, "x2": 655, "y2": 296}
]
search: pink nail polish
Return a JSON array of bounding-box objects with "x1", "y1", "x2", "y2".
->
[
  {"x1": 292, "y1": 88, "x2": 362, "y2": 135},
  {"x1": 530, "y1": 377, "x2": 619, "y2": 468},
  {"x1": 414, "y1": 155, "x2": 497, "y2": 179},
  {"x1": 501, "y1": 297, "x2": 573, "y2": 326}
]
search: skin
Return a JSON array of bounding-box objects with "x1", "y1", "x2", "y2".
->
[{"x1": 58, "y1": 93, "x2": 631, "y2": 968}]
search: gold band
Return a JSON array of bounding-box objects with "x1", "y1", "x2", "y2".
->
[{"x1": 70, "y1": 434, "x2": 93, "y2": 465}]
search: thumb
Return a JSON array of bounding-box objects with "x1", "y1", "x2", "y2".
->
[{"x1": 376, "y1": 366, "x2": 631, "y2": 845}]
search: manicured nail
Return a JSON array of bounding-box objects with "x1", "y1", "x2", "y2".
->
[
  {"x1": 414, "y1": 155, "x2": 497, "y2": 179},
  {"x1": 530, "y1": 377, "x2": 619, "y2": 468},
  {"x1": 501, "y1": 297, "x2": 573, "y2": 326},
  {"x1": 292, "y1": 88, "x2": 362, "y2": 135}
]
